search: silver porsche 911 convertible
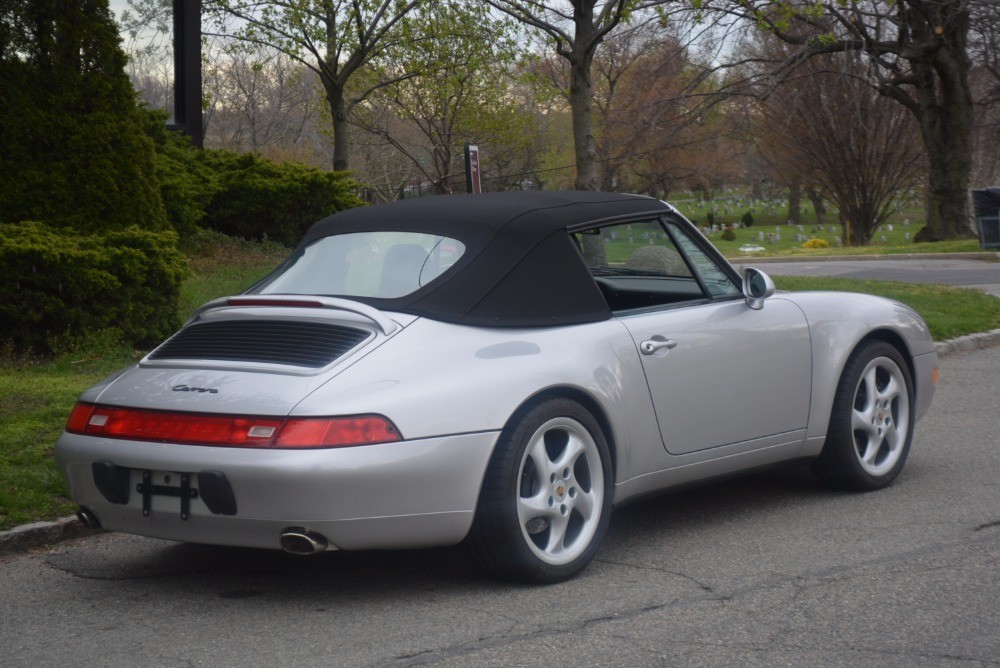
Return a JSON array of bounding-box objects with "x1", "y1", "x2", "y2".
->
[{"x1": 56, "y1": 191, "x2": 938, "y2": 582}]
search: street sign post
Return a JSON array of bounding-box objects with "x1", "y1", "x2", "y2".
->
[{"x1": 465, "y1": 143, "x2": 481, "y2": 194}]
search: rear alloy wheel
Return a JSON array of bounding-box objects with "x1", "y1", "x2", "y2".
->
[
  {"x1": 471, "y1": 398, "x2": 612, "y2": 583},
  {"x1": 814, "y1": 341, "x2": 914, "y2": 491}
]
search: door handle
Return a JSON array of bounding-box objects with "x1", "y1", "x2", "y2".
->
[{"x1": 640, "y1": 338, "x2": 678, "y2": 355}]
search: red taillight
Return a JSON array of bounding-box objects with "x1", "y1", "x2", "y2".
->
[
  {"x1": 274, "y1": 416, "x2": 400, "y2": 448},
  {"x1": 64, "y1": 402, "x2": 401, "y2": 449},
  {"x1": 66, "y1": 402, "x2": 95, "y2": 433}
]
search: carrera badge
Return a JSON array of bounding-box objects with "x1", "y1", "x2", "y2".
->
[{"x1": 172, "y1": 384, "x2": 219, "y2": 394}]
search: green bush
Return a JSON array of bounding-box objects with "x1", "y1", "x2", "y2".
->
[
  {"x1": 136, "y1": 123, "x2": 364, "y2": 245},
  {"x1": 0, "y1": 222, "x2": 187, "y2": 355},
  {"x1": 200, "y1": 153, "x2": 363, "y2": 244},
  {"x1": 721, "y1": 227, "x2": 737, "y2": 241},
  {"x1": 741, "y1": 210, "x2": 755, "y2": 228},
  {"x1": 142, "y1": 110, "x2": 217, "y2": 239},
  {"x1": 0, "y1": 0, "x2": 169, "y2": 233}
]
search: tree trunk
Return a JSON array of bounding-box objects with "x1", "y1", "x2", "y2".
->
[
  {"x1": 567, "y1": 7, "x2": 598, "y2": 194},
  {"x1": 910, "y1": 12, "x2": 975, "y2": 242},
  {"x1": 842, "y1": 202, "x2": 874, "y2": 245},
  {"x1": 569, "y1": 62, "x2": 598, "y2": 191},
  {"x1": 787, "y1": 181, "x2": 801, "y2": 224},
  {"x1": 322, "y1": 77, "x2": 350, "y2": 172},
  {"x1": 570, "y1": 60, "x2": 606, "y2": 263},
  {"x1": 806, "y1": 188, "x2": 826, "y2": 225},
  {"x1": 433, "y1": 143, "x2": 454, "y2": 194},
  {"x1": 838, "y1": 211, "x2": 852, "y2": 245},
  {"x1": 566, "y1": 10, "x2": 603, "y2": 262},
  {"x1": 917, "y1": 108, "x2": 975, "y2": 240}
]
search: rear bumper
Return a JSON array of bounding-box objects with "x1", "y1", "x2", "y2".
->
[{"x1": 55, "y1": 430, "x2": 498, "y2": 551}]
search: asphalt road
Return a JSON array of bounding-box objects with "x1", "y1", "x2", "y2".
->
[
  {"x1": 733, "y1": 255, "x2": 1000, "y2": 297},
  {"x1": 2, "y1": 347, "x2": 999, "y2": 666}
]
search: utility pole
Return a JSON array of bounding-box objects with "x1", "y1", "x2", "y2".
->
[{"x1": 168, "y1": 0, "x2": 203, "y2": 147}]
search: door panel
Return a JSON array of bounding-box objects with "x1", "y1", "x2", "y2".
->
[{"x1": 620, "y1": 298, "x2": 812, "y2": 455}]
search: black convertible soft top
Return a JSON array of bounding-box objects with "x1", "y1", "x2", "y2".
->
[{"x1": 291, "y1": 191, "x2": 671, "y2": 327}]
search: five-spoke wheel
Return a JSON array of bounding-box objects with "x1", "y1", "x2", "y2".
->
[
  {"x1": 516, "y1": 416, "x2": 605, "y2": 566},
  {"x1": 471, "y1": 398, "x2": 612, "y2": 583},
  {"x1": 850, "y1": 355, "x2": 911, "y2": 476},
  {"x1": 815, "y1": 340, "x2": 915, "y2": 490}
]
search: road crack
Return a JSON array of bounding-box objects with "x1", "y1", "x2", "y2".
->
[{"x1": 974, "y1": 519, "x2": 1000, "y2": 532}]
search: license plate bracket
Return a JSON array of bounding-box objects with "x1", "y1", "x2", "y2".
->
[{"x1": 136, "y1": 470, "x2": 199, "y2": 520}]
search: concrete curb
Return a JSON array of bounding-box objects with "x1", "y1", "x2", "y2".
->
[
  {"x1": 0, "y1": 514, "x2": 98, "y2": 558},
  {"x1": 4, "y1": 327, "x2": 1000, "y2": 558},
  {"x1": 935, "y1": 328, "x2": 1000, "y2": 358}
]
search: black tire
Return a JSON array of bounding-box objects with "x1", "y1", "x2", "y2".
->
[
  {"x1": 813, "y1": 340, "x2": 915, "y2": 491},
  {"x1": 470, "y1": 398, "x2": 613, "y2": 584}
]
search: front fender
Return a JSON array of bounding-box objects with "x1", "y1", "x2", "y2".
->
[{"x1": 780, "y1": 291, "x2": 936, "y2": 451}]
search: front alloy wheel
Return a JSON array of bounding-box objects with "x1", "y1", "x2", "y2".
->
[
  {"x1": 850, "y1": 355, "x2": 911, "y2": 477},
  {"x1": 814, "y1": 341, "x2": 915, "y2": 491}
]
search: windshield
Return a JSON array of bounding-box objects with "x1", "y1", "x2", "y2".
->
[{"x1": 255, "y1": 232, "x2": 466, "y2": 299}]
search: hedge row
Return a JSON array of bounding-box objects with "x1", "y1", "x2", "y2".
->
[
  {"x1": 144, "y1": 111, "x2": 364, "y2": 245},
  {"x1": 0, "y1": 222, "x2": 187, "y2": 354},
  {"x1": 201, "y1": 152, "x2": 363, "y2": 244}
]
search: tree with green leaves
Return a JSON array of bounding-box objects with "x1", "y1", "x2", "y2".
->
[
  {"x1": 0, "y1": 0, "x2": 168, "y2": 232},
  {"x1": 485, "y1": 0, "x2": 673, "y2": 266},
  {"x1": 205, "y1": 0, "x2": 422, "y2": 171},
  {"x1": 353, "y1": 1, "x2": 534, "y2": 194}
]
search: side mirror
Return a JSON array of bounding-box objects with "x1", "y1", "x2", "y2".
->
[{"x1": 742, "y1": 267, "x2": 775, "y2": 310}]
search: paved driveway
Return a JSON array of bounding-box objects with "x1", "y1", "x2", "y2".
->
[
  {"x1": 733, "y1": 255, "x2": 1000, "y2": 297},
  {"x1": 2, "y1": 348, "x2": 998, "y2": 666}
]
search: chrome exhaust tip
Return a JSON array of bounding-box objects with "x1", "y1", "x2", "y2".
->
[
  {"x1": 76, "y1": 507, "x2": 102, "y2": 530},
  {"x1": 280, "y1": 527, "x2": 329, "y2": 555}
]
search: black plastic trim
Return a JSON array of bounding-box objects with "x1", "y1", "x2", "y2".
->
[{"x1": 92, "y1": 461, "x2": 131, "y2": 505}]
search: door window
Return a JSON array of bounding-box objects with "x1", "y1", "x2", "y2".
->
[{"x1": 572, "y1": 218, "x2": 740, "y2": 312}]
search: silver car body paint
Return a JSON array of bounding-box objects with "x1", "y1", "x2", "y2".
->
[
  {"x1": 617, "y1": 296, "x2": 813, "y2": 456},
  {"x1": 58, "y1": 431, "x2": 496, "y2": 550},
  {"x1": 57, "y1": 278, "x2": 937, "y2": 552},
  {"x1": 775, "y1": 290, "x2": 936, "y2": 457}
]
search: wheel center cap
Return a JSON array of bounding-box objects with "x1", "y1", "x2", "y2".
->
[{"x1": 554, "y1": 484, "x2": 566, "y2": 498}]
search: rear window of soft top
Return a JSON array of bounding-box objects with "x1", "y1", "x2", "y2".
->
[{"x1": 256, "y1": 232, "x2": 467, "y2": 299}]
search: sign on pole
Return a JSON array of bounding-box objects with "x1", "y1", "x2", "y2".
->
[{"x1": 465, "y1": 143, "x2": 482, "y2": 194}]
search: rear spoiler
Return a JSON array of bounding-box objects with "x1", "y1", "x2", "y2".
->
[{"x1": 188, "y1": 295, "x2": 400, "y2": 335}]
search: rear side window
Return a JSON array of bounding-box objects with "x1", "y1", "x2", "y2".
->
[{"x1": 256, "y1": 232, "x2": 466, "y2": 299}]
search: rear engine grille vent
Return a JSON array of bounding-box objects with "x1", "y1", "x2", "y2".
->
[{"x1": 149, "y1": 320, "x2": 371, "y2": 368}]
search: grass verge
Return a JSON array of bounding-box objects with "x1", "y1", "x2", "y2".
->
[
  {"x1": 181, "y1": 229, "x2": 290, "y2": 316},
  {"x1": 772, "y1": 276, "x2": 1000, "y2": 340},
  {"x1": 720, "y1": 238, "x2": 984, "y2": 259},
  {"x1": 0, "y1": 349, "x2": 137, "y2": 530}
]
